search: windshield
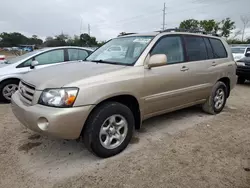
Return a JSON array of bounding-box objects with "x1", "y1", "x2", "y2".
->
[
  {"x1": 86, "y1": 36, "x2": 153, "y2": 65},
  {"x1": 4, "y1": 49, "x2": 43, "y2": 64},
  {"x1": 231, "y1": 47, "x2": 245, "y2": 54}
]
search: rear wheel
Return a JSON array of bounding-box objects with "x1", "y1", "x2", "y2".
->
[
  {"x1": 237, "y1": 77, "x2": 245, "y2": 84},
  {"x1": 202, "y1": 81, "x2": 227, "y2": 115},
  {"x1": 0, "y1": 80, "x2": 19, "y2": 103},
  {"x1": 83, "y1": 102, "x2": 134, "y2": 158}
]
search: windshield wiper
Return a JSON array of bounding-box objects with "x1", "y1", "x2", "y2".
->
[{"x1": 89, "y1": 59, "x2": 121, "y2": 65}]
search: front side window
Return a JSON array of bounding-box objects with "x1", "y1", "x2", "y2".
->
[
  {"x1": 86, "y1": 36, "x2": 153, "y2": 65},
  {"x1": 209, "y1": 38, "x2": 227, "y2": 58},
  {"x1": 68, "y1": 49, "x2": 89, "y2": 61},
  {"x1": 35, "y1": 50, "x2": 64, "y2": 65},
  {"x1": 151, "y1": 36, "x2": 184, "y2": 64},
  {"x1": 184, "y1": 35, "x2": 208, "y2": 61},
  {"x1": 245, "y1": 48, "x2": 250, "y2": 57}
]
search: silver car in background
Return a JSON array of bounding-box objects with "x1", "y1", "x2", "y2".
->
[
  {"x1": 0, "y1": 46, "x2": 93, "y2": 102},
  {"x1": 231, "y1": 46, "x2": 250, "y2": 61}
]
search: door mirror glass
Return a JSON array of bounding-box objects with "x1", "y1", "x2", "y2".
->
[
  {"x1": 30, "y1": 60, "x2": 39, "y2": 69},
  {"x1": 147, "y1": 54, "x2": 167, "y2": 68}
]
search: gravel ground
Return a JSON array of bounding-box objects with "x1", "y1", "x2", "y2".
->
[{"x1": 0, "y1": 84, "x2": 250, "y2": 188}]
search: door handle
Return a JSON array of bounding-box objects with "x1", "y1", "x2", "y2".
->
[
  {"x1": 211, "y1": 62, "x2": 217, "y2": 66},
  {"x1": 180, "y1": 66, "x2": 189, "y2": 71}
]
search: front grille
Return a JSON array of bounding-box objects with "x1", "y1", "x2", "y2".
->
[{"x1": 18, "y1": 81, "x2": 35, "y2": 105}]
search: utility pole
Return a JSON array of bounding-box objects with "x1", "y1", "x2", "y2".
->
[
  {"x1": 88, "y1": 24, "x2": 91, "y2": 36},
  {"x1": 162, "y1": 3, "x2": 166, "y2": 31},
  {"x1": 80, "y1": 18, "x2": 83, "y2": 36}
]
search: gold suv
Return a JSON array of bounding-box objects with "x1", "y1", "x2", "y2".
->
[{"x1": 11, "y1": 30, "x2": 237, "y2": 158}]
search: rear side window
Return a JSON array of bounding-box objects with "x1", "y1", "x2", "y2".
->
[
  {"x1": 184, "y1": 35, "x2": 208, "y2": 61},
  {"x1": 151, "y1": 36, "x2": 184, "y2": 64},
  {"x1": 68, "y1": 49, "x2": 89, "y2": 61},
  {"x1": 203, "y1": 37, "x2": 214, "y2": 59},
  {"x1": 209, "y1": 38, "x2": 227, "y2": 58}
]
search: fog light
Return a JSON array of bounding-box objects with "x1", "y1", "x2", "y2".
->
[{"x1": 37, "y1": 117, "x2": 49, "y2": 131}]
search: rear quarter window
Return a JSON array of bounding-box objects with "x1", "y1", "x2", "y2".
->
[{"x1": 209, "y1": 38, "x2": 228, "y2": 58}]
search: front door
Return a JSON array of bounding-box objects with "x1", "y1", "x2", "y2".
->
[
  {"x1": 143, "y1": 35, "x2": 194, "y2": 117},
  {"x1": 34, "y1": 49, "x2": 66, "y2": 69}
]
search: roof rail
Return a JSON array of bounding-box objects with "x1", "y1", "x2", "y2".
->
[
  {"x1": 160, "y1": 28, "x2": 220, "y2": 37},
  {"x1": 118, "y1": 33, "x2": 137, "y2": 37}
]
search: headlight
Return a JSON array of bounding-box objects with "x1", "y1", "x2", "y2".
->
[{"x1": 38, "y1": 88, "x2": 79, "y2": 107}]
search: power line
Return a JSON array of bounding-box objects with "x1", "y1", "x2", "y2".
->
[
  {"x1": 91, "y1": 8, "x2": 161, "y2": 28},
  {"x1": 93, "y1": 0, "x2": 232, "y2": 30},
  {"x1": 91, "y1": 0, "x2": 243, "y2": 32},
  {"x1": 93, "y1": 12, "x2": 161, "y2": 29}
]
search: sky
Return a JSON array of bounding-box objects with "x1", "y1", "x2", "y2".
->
[{"x1": 0, "y1": 0, "x2": 250, "y2": 41}]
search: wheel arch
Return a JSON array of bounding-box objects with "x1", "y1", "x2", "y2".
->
[
  {"x1": 218, "y1": 77, "x2": 230, "y2": 98},
  {"x1": 0, "y1": 77, "x2": 20, "y2": 85},
  {"x1": 82, "y1": 94, "x2": 142, "y2": 136}
]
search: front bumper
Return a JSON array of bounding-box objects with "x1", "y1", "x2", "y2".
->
[
  {"x1": 236, "y1": 66, "x2": 250, "y2": 79},
  {"x1": 11, "y1": 92, "x2": 94, "y2": 139}
]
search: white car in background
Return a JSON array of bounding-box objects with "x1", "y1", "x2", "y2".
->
[
  {"x1": 0, "y1": 46, "x2": 93, "y2": 102},
  {"x1": 231, "y1": 46, "x2": 250, "y2": 61}
]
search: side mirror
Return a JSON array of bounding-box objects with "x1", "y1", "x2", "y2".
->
[
  {"x1": 146, "y1": 54, "x2": 167, "y2": 69},
  {"x1": 245, "y1": 51, "x2": 250, "y2": 56},
  {"x1": 30, "y1": 60, "x2": 38, "y2": 69}
]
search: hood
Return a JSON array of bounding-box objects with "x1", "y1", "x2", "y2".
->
[
  {"x1": 0, "y1": 63, "x2": 17, "y2": 75},
  {"x1": 237, "y1": 57, "x2": 250, "y2": 63},
  {"x1": 22, "y1": 61, "x2": 126, "y2": 90},
  {"x1": 232, "y1": 53, "x2": 245, "y2": 61},
  {"x1": 0, "y1": 63, "x2": 10, "y2": 68}
]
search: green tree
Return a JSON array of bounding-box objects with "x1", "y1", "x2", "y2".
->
[
  {"x1": 220, "y1": 18, "x2": 235, "y2": 38},
  {"x1": 32, "y1": 35, "x2": 38, "y2": 39},
  {"x1": 80, "y1": 33, "x2": 98, "y2": 47},
  {"x1": 199, "y1": 19, "x2": 220, "y2": 33},
  {"x1": 179, "y1": 19, "x2": 200, "y2": 30},
  {"x1": 43, "y1": 34, "x2": 68, "y2": 47},
  {"x1": 28, "y1": 35, "x2": 43, "y2": 46},
  {"x1": 98, "y1": 41, "x2": 106, "y2": 47},
  {"x1": 0, "y1": 32, "x2": 28, "y2": 47}
]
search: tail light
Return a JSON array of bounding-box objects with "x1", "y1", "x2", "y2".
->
[{"x1": 0, "y1": 57, "x2": 5, "y2": 60}]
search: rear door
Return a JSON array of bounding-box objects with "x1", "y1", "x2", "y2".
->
[
  {"x1": 209, "y1": 38, "x2": 230, "y2": 79},
  {"x1": 182, "y1": 35, "x2": 216, "y2": 101},
  {"x1": 66, "y1": 48, "x2": 90, "y2": 62}
]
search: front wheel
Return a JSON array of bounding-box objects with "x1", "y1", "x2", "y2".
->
[
  {"x1": 202, "y1": 81, "x2": 227, "y2": 115},
  {"x1": 83, "y1": 102, "x2": 134, "y2": 158},
  {"x1": 0, "y1": 80, "x2": 19, "y2": 103}
]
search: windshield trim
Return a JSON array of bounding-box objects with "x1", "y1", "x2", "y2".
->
[{"x1": 86, "y1": 36, "x2": 155, "y2": 66}]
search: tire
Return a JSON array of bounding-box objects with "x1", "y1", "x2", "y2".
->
[
  {"x1": 0, "y1": 80, "x2": 19, "y2": 103},
  {"x1": 237, "y1": 77, "x2": 245, "y2": 84},
  {"x1": 202, "y1": 81, "x2": 227, "y2": 115},
  {"x1": 83, "y1": 102, "x2": 135, "y2": 158}
]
